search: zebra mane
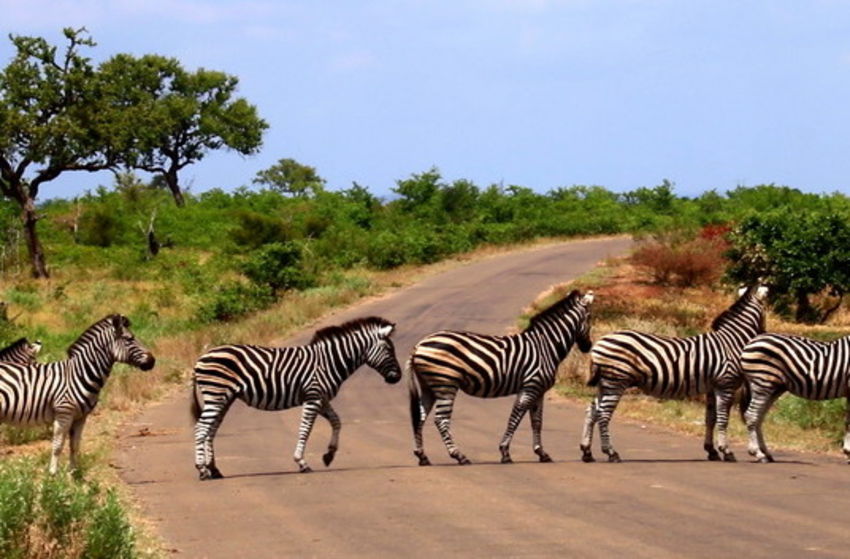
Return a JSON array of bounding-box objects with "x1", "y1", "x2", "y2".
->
[
  {"x1": 67, "y1": 314, "x2": 130, "y2": 357},
  {"x1": 711, "y1": 286, "x2": 761, "y2": 331},
  {"x1": 310, "y1": 316, "x2": 394, "y2": 344},
  {"x1": 0, "y1": 338, "x2": 30, "y2": 355},
  {"x1": 525, "y1": 290, "x2": 583, "y2": 332}
]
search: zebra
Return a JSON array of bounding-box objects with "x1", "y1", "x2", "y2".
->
[
  {"x1": 581, "y1": 285, "x2": 768, "y2": 463},
  {"x1": 0, "y1": 315, "x2": 155, "y2": 473},
  {"x1": 735, "y1": 332, "x2": 850, "y2": 463},
  {"x1": 191, "y1": 316, "x2": 401, "y2": 480},
  {"x1": 407, "y1": 289, "x2": 594, "y2": 466},
  {"x1": 0, "y1": 337, "x2": 41, "y2": 364}
]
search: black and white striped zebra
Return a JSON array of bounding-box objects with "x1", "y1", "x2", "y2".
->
[
  {"x1": 0, "y1": 315, "x2": 155, "y2": 473},
  {"x1": 191, "y1": 316, "x2": 401, "y2": 480},
  {"x1": 734, "y1": 332, "x2": 850, "y2": 463},
  {"x1": 0, "y1": 337, "x2": 41, "y2": 364},
  {"x1": 407, "y1": 290, "x2": 594, "y2": 466},
  {"x1": 581, "y1": 285, "x2": 768, "y2": 463}
]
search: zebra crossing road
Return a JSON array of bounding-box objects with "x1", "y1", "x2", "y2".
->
[{"x1": 118, "y1": 236, "x2": 850, "y2": 558}]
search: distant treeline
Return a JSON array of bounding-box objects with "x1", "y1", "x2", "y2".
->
[{"x1": 1, "y1": 169, "x2": 847, "y2": 322}]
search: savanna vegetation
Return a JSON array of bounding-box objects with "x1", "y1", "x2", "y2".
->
[{"x1": 4, "y1": 26, "x2": 850, "y2": 559}]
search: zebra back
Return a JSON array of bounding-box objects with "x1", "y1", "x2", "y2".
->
[
  {"x1": 741, "y1": 332, "x2": 850, "y2": 400},
  {"x1": 0, "y1": 338, "x2": 41, "y2": 365},
  {"x1": 590, "y1": 285, "x2": 768, "y2": 396}
]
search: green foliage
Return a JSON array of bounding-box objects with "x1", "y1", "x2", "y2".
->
[
  {"x1": 253, "y1": 158, "x2": 325, "y2": 197},
  {"x1": 727, "y1": 208, "x2": 850, "y2": 322},
  {"x1": 229, "y1": 210, "x2": 293, "y2": 248},
  {"x1": 196, "y1": 282, "x2": 276, "y2": 323},
  {"x1": 242, "y1": 242, "x2": 315, "y2": 292},
  {"x1": 774, "y1": 396, "x2": 846, "y2": 443},
  {"x1": 0, "y1": 458, "x2": 136, "y2": 558}
]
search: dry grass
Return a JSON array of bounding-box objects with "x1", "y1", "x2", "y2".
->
[{"x1": 526, "y1": 256, "x2": 850, "y2": 458}]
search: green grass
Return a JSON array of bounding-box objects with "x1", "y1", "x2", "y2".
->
[{"x1": 0, "y1": 457, "x2": 136, "y2": 559}]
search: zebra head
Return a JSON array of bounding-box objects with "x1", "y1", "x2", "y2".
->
[
  {"x1": 109, "y1": 315, "x2": 156, "y2": 371},
  {"x1": 0, "y1": 337, "x2": 41, "y2": 365},
  {"x1": 365, "y1": 322, "x2": 402, "y2": 384},
  {"x1": 713, "y1": 285, "x2": 769, "y2": 335}
]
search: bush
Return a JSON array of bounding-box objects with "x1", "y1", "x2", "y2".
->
[
  {"x1": 78, "y1": 208, "x2": 120, "y2": 247},
  {"x1": 632, "y1": 236, "x2": 726, "y2": 287},
  {"x1": 197, "y1": 282, "x2": 276, "y2": 322},
  {"x1": 229, "y1": 210, "x2": 293, "y2": 249},
  {"x1": 0, "y1": 458, "x2": 137, "y2": 559},
  {"x1": 241, "y1": 242, "x2": 314, "y2": 292}
]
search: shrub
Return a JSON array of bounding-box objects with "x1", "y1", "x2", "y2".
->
[
  {"x1": 241, "y1": 242, "x2": 314, "y2": 292},
  {"x1": 632, "y1": 236, "x2": 726, "y2": 287},
  {"x1": 229, "y1": 210, "x2": 293, "y2": 249},
  {"x1": 197, "y1": 282, "x2": 276, "y2": 322},
  {"x1": 78, "y1": 208, "x2": 120, "y2": 247}
]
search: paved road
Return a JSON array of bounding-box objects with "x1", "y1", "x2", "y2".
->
[{"x1": 118, "y1": 237, "x2": 850, "y2": 558}]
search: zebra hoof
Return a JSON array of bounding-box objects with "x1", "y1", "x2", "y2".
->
[
  {"x1": 707, "y1": 450, "x2": 721, "y2": 461},
  {"x1": 209, "y1": 467, "x2": 223, "y2": 479},
  {"x1": 418, "y1": 456, "x2": 431, "y2": 466},
  {"x1": 581, "y1": 453, "x2": 596, "y2": 463},
  {"x1": 538, "y1": 453, "x2": 553, "y2": 463},
  {"x1": 456, "y1": 456, "x2": 471, "y2": 465},
  {"x1": 500, "y1": 455, "x2": 513, "y2": 464},
  {"x1": 607, "y1": 452, "x2": 622, "y2": 463},
  {"x1": 299, "y1": 465, "x2": 313, "y2": 473},
  {"x1": 322, "y1": 452, "x2": 335, "y2": 467},
  {"x1": 723, "y1": 452, "x2": 737, "y2": 463}
]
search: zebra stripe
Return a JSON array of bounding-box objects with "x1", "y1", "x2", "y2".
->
[
  {"x1": 407, "y1": 289, "x2": 594, "y2": 466},
  {"x1": 0, "y1": 315, "x2": 155, "y2": 473},
  {"x1": 581, "y1": 285, "x2": 768, "y2": 463},
  {"x1": 0, "y1": 338, "x2": 41, "y2": 364},
  {"x1": 738, "y1": 333, "x2": 850, "y2": 463},
  {"x1": 191, "y1": 316, "x2": 401, "y2": 480}
]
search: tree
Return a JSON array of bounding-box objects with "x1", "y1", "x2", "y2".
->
[
  {"x1": 726, "y1": 209, "x2": 850, "y2": 323},
  {"x1": 0, "y1": 28, "x2": 115, "y2": 277},
  {"x1": 252, "y1": 158, "x2": 325, "y2": 198},
  {"x1": 100, "y1": 54, "x2": 268, "y2": 207}
]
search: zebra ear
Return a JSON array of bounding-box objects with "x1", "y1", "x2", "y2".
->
[
  {"x1": 737, "y1": 286, "x2": 747, "y2": 297},
  {"x1": 31, "y1": 341, "x2": 42, "y2": 355},
  {"x1": 581, "y1": 291, "x2": 594, "y2": 306},
  {"x1": 378, "y1": 323, "x2": 395, "y2": 338}
]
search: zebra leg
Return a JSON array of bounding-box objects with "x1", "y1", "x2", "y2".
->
[
  {"x1": 434, "y1": 394, "x2": 470, "y2": 465},
  {"x1": 597, "y1": 388, "x2": 625, "y2": 463},
  {"x1": 498, "y1": 392, "x2": 535, "y2": 464},
  {"x1": 294, "y1": 400, "x2": 322, "y2": 473},
  {"x1": 68, "y1": 416, "x2": 88, "y2": 473},
  {"x1": 194, "y1": 394, "x2": 232, "y2": 480},
  {"x1": 530, "y1": 397, "x2": 552, "y2": 463},
  {"x1": 318, "y1": 403, "x2": 341, "y2": 467},
  {"x1": 704, "y1": 391, "x2": 721, "y2": 461},
  {"x1": 745, "y1": 386, "x2": 783, "y2": 463},
  {"x1": 714, "y1": 389, "x2": 737, "y2": 462},
  {"x1": 843, "y1": 398, "x2": 850, "y2": 464},
  {"x1": 49, "y1": 415, "x2": 72, "y2": 475},
  {"x1": 580, "y1": 395, "x2": 600, "y2": 462},
  {"x1": 413, "y1": 386, "x2": 435, "y2": 466}
]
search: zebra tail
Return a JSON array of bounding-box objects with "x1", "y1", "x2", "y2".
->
[
  {"x1": 407, "y1": 357, "x2": 423, "y2": 433},
  {"x1": 587, "y1": 363, "x2": 602, "y2": 387},
  {"x1": 738, "y1": 381, "x2": 751, "y2": 423},
  {"x1": 190, "y1": 374, "x2": 202, "y2": 423}
]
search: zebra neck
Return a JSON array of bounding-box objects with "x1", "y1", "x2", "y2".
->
[
  {"x1": 317, "y1": 335, "x2": 368, "y2": 380},
  {"x1": 69, "y1": 350, "x2": 116, "y2": 392},
  {"x1": 525, "y1": 318, "x2": 574, "y2": 361}
]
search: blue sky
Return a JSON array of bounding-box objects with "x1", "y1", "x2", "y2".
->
[{"x1": 2, "y1": 0, "x2": 850, "y2": 199}]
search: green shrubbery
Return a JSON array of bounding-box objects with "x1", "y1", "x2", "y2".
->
[{"x1": 0, "y1": 458, "x2": 135, "y2": 559}]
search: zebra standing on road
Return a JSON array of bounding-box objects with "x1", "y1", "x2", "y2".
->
[
  {"x1": 407, "y1": 289, "x2": 594, "y2": 466},
  {"x1": 0, "y1": 315, "x2": 155, "y2": 473},
  {"x1": 582, "y1": 285, "x2": 768, "y2": 463},
  {"x1": 0, "y1": 337, "x2": 41, "y2": 364},
  {"x1": 191, "y1": 316, "x2": 401, "y2": 480},
  {"x1": 734, "y1": 332, "x2": 850, "y2": 463}
]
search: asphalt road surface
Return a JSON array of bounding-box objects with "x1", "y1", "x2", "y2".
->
[{"x1": 118, "y1": 237, "x2": 850, "y2": 558}]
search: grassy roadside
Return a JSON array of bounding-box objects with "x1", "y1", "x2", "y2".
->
[
  {"x1": 521, "y1": 256, "x2": 850, "y2": 460},
  {"x1": 1, "y1": 235, "x2": 613, "y2": 558}
]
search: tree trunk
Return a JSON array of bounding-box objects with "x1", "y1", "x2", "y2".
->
[
  {"x1": 22, "y1": 201, "x2": 49, "y2": 278},
  {"x1": 794, "y1": 290, "x2": 816, "y2": 323},
  {"x1": 164, "y1": 170, "x2": 185, "y2": 207}
]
